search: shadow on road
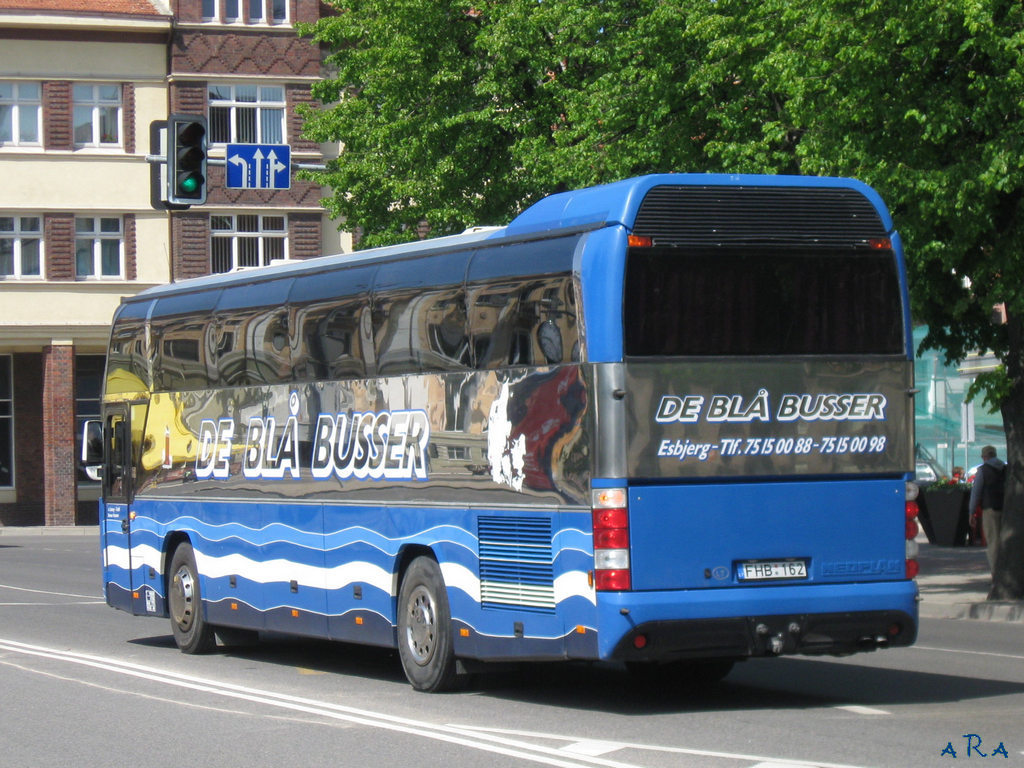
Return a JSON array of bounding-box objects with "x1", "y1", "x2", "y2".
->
[{"x1": 125, "y1": 633, "x2": 1024, "y2": 715}]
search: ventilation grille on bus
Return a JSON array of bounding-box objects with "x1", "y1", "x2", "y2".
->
[
  {"x1": 631, "y1": 185, "x2": 888, "y2": 246},
  {"x1": 478, "y1": 516, "x2": 555, "y2": 613}
]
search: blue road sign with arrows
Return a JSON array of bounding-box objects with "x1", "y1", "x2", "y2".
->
[{"x1": 226, "y1": 143, "x2": 291, "y2": 190}]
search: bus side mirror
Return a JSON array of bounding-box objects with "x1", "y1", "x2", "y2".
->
[{"x1": 82, "y1": 420, "x2": 103, "y2": 481}]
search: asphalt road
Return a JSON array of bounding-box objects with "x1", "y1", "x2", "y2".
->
[{"x1": 1, "y1": 533, "x2": 1022, "y2": 768}]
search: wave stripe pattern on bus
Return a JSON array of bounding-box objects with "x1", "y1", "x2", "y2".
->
[{"x1": 103, "y1": 501, "x2": 598, "y2": 647}]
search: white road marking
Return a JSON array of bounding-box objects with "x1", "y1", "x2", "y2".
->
[
  {"x1": 560, "y1": 741, "x2": 622, "y2": 757},
  {"x1": 0, "y1": 637, "x2": 875, "y2": 768},
  {"x1": 0, "y1": 601, "x2": 103, "y2": 606},
  {"x1": 913, "y1": 645, "x2": 1024, "y2": 662},
  {"x1": 0, "y1": 583, "x2": 101, "y2": 600},
  {"x1": 0, "y1": 638, "x2": 645, "y2": 768},
  {"x1": 833, "y1": 705, "x2": 890, "y2": 716},
  {"x1": 447, "y1": 724, "x2": 873, "y2": 768}
]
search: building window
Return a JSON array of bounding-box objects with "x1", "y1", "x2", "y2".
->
[
  {"x1": 211, "y1": 214, "x2": 286, "y2": 273},
  {"x1": 203, "y1": 0, "x2": 286, "y2": 23},
  {"x1": 0, "y1": 355, "x2": 11, "y2": 489},
  {"x1": 75, "y1": 217, "x2": 123, "y2": 279},
  {"x1": 208, "y1": 84, "x2": 285, "y2": 144},
  {"x1": 75, "y1": 355, "x2": 104, "y2": 484},
  {"x1": 0, "y1": 81, "x2": 41, "y2": 146},
  {"x1": 73, "y1": 84, "x2": 121, "y2": 147},
  {"x1": 249, "y1": 0, "x2": 287, "y2": 23},
  {"x1": 0, "y1": 216, "x2": 42, "y2": 279}
]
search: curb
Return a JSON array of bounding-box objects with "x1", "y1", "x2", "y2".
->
[
  {"x1": 917, "y1": 596, "x2": 1024, "y2": 623},
  {"x1": 0, "y1": 525, "x2": 98, "y2": 536}
]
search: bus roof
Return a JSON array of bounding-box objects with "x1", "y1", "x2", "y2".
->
[
  {"x1": 505, "y1": 173, "x2": 894, "y2": 236},
  {"x1": 122, "y1": 173, "x2": 894, "y2": 307}
]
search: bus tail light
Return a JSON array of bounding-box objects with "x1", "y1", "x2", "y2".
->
[
  {"x1": 593, "y1": 487, "x2": 630, "y2": 591},
  {"x1": 905, "y1": 482, "x2": 920, "y2": 579}
]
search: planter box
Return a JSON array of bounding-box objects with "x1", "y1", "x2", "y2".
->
[{"x1": 919, "y1": 488, "x2": 970, "y2": 546}]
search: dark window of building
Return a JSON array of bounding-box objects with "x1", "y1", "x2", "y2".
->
[
  {"x1": 75, "y1": 355, "x2": 104, "y2": 483},
  {"x1": 0, "y1": 355, "x2": 11, "y2": 488}
]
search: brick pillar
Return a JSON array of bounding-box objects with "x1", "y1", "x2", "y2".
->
[{"x1": 43, "y1": 342, "x2": 76, "y2": 526}]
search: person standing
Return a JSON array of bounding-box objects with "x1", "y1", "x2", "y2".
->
[{"x1": 968, "y1": 446, "x2": 1006, "y2": 597}]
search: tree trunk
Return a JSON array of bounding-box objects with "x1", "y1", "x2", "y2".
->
[{"x1": 993, "y1": 316, "x2": 1024, "y2": 600}]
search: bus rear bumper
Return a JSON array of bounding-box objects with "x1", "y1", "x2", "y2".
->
[{"x1": 598, "y1": 580, "x2": 919, "y2": 662}]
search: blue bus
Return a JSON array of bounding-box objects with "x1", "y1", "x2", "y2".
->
[{"x1": 85, "y1": 174, "x2": 920, "y2": 691}]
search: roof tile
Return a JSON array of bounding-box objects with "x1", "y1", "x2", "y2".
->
[{"x1": 0, "y1": 0, "x2": 166, "y2": 16}]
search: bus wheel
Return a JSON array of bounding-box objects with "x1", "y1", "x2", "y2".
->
[
  {"x1": 168, "y1": 543, "x2": 215, "y2": 654},
  {"x1": 397, "y1": 556, "x2": 457, "y2": 692}
]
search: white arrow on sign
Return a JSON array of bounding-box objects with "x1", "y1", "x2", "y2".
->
[
  {"x1": 266, "y1": 149, "x2": 287, "y2": 189},
  {"x1": 227, "y1": 154, "x2": 250, "y2": 188},
  {"x1": 252, "y1": 148, "x2": 265, "y2": 189}
]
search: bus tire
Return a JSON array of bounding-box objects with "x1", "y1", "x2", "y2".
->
[
  {"x1": 168, "y1": 542, "x2": 215, "y2": 654},
  {"x1": 397, "y1": 556, "x2": 457, "y2": 692}
]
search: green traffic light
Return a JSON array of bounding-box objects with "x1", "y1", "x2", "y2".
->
[{"x1": 180, "y1": 175, "x2": 199, "y2": 194}]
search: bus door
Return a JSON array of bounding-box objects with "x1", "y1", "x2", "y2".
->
[{"x1": 99, "y1": 404, "x2": 137, "y2": 612}]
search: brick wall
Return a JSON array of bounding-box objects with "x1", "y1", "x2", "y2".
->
[
  {"x1": 42, "y1": 344, "x2": 76, "y2": 526},
  {"x1": 172, "y1": 212, "x2": 212, "y2": 280},
  {"x1": 289, "y1": 211, "x2": 323, "y2": 260},
  {"x1": 125, "y1": 213, "x2": 138, "y2": 281},
  {"x1": 45, "y1": 213, "x2": 75, "y2": 280},
  {"x1": 43, "y1": 81, "x2": 72, "y2": 151},
  {"x1": 123, "y1": 82, "x2": 136, "y2": 154}
]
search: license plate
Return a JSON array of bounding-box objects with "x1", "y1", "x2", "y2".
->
[{"x1": 738, "y1": 559, "x2": 808, "y2": 581}]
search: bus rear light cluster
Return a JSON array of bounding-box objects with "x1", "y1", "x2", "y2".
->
[
  {"x1": 592, "y1": 487, "x2": 631, "y2": 591},
  {"x1": 905, "y1": 482, "x2": 920, "y2": 579}
]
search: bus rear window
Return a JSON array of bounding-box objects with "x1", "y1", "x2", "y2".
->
[{"x1": 624, "y1": 247, "x2": 904, "y2": 357}]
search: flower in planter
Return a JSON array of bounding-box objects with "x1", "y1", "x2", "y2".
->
[{"x1": 928, "y1": 477, "x2": 971, "y2": 491}]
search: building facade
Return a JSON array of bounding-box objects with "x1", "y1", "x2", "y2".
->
[{"x1": 0, "y1": 0, "x2": 344, "y2": 526}]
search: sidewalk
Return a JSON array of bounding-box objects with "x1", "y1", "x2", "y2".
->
[
  {"x1": 2, "y1": 524, "x2": 1023, "y2": 622},
  {"x1": 914, "y1": 532, "x2": 1024, "y2": 622}
]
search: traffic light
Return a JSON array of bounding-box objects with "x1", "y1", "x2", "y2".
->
[{"x1": 167, "y1": 114, "x2": 207, "y2": 206}]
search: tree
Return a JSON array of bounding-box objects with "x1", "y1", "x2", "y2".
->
[
  {"x1": 302, "y1": 0, "x2": 1024, "y2": 598},
  {"x1": 691, "y1": 0, "x2": 1024, "y2": 599}
]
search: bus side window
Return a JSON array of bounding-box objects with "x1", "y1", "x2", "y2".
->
[
  {"x1": 210, "y1": 311, "x2": 248, "y2": 385},
  {"x1": 249, "y1": 307, "x2": 292, "y2": 385},
  {"x1": 106, "y1": 320, "x2": 150, "y2": 394},
  {"x1": 372, "y1": 286, "x2": 420, "y2": 376},
  {"x1": 153, "y1": 318, "x2": 210, "y2": 391},
  {"x1": 469, "y1": 274, "x2": 578, "y2": 368},
  {"x1": 373, "y1": 252, "x2": 470, "y2": 377},
  {"x1": 419, "y1": 286, "x2": 470, "y2": 372},
  {"x1": 468, "y1": 281, "x2": 520, "y2": 369},
  {"x1": 299, "y1": 297, "x2": 369, "y2": 380},
  {"x1": 290, "y1": 266, "x2": 376, "y2": 382}
]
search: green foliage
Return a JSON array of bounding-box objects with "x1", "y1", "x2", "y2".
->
[
  {"x1": 302, "y1": 1, "x2": 1024, "y2": 398},
  {"x1": 302, "y1": 0, "x2": 1024, "y2": 596}
]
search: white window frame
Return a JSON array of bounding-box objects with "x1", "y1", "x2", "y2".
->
[
  {"x1": 0, "y1": 81, "x2": 42, "y2": 147},
  {"x1": 72, "y1": 83, "x2": 122, "y2": 148},
  {"x1": 202, "y1": 0, "x2": 287, "y2": 24},
  {"x1": 0, "y1": 215, "x2": 43, "y2": 280},
  {"x1": 211, "y1": 213, "x2": 288, "y2": 273},
  {"x1": 0, "y1": 354, "x2": 12, "y2": 490},
  {"x1": 75, "y1": 216, "x2": 124, "y2": 280},
  {"x1": 208, "y1": 83, "x2": 286, "y2": 145},
  {"x1": 247, "y1": 0, "x2": 288, "y2": 24}
]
